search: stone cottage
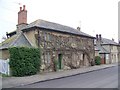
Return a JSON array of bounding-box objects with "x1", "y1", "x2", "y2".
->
[
  {"x1": 95, "y1": 34, "x2": 119, "y2": 64},
  {"x1": 0, "y1": 5, "x2": 95, "y2": 72}
]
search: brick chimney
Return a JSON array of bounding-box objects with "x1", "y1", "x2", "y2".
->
[
  {"x1": 96, "y1": 34, "x2": 102, "y2": 45},
  {"x1": 99, "y1": 34, "x2": 102, "y2": 41},
  {"x1": 96, "y1": 34, "x2": 98, "y2": 41},
  {"x1": 16, "y1": 5, "x2": 27, "y2": 34}
]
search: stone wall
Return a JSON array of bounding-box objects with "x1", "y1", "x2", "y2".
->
[
  {"x1": 0, "y1": 49, "x2": 10, "y2": 60},
  {"x1": 25, "y1": 28, "x2": 95, "y2": 72},
  {"x1": 102, "y1": 45, "x2": 119, "y2": 64}
]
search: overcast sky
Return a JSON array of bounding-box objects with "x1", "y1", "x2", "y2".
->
[{"x1": 0, "y1": 0, "x2": 119, "y2": 42}]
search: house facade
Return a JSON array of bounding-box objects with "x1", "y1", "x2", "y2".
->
[
  {"x1": 118, "y1": 43, "x2": 120, "y2": 63},
  {"x1": 0, "y1": 5, "x2": 95, "y2": 72},
  {"x1": 118, "y1": 29, "x2": 120, "y2": 63},
  {"x1": 94, "y1": 45, "x2": 109, "y2": 64},
  {"x1": 95, "y1": 34, "x2": 119, "y2": 64}
]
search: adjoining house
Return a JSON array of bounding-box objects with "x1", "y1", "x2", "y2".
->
[
  {"x1": 0, "y1": 5, "x2": 95, "y2": 72},
  {"x1": 118, "y1": 33, "x2": 120, "y2": 63},
  {"x1": 95, "y1": 34, "x2": 119, "y2": 64},
  {"x1": 118, "y1": 43, "x2": 120, "y2": 63},
  {"x1": 94, "y1": 45, "x2": 110, "y2": 64}
]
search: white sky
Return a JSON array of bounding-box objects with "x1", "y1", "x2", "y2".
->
[{"x1": 0, "y1": 0, "x2": 119, "y2": 42}]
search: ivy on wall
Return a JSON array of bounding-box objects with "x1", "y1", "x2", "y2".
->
[{"x1": 9, "y1": 47, "x2": 41, "y2": 77}]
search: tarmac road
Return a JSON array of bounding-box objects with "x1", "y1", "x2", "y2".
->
[{"x1": 16, "y1": 66, "x2": 118, "y2": 88}]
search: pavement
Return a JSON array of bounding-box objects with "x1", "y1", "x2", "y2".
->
[{"x1": 1, "y1": 63, "x2": 118, "y2": 88}]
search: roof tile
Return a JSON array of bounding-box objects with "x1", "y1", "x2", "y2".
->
[{"x1": 22, "y1": 19, "x2": 94, "y2": 38}]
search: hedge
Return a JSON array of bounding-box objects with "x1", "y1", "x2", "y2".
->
[
  {"x1": 95, "y1": 56, "x2": 101, "y2": 65},
  {"x1": 9, "y1": 47, "x2": 41, "y2": 77}
]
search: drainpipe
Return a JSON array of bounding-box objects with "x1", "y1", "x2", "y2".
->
[
  {"x1": 110, "y1": 45, "x2": 112, "y2": 64},
  {"x1": 38, "y1": 30, "x2": 40, "y2": 48}
]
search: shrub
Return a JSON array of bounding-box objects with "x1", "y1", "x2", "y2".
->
[
  {"x1": 95, "y1": 56, "x2": 101, "y2": 65},
  {"x1": 9, "y1": 47, "x2": 41, "y2": 77}
]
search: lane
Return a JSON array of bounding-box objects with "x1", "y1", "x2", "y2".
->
[{"x1": 16, "y1": 66, "x2": 118, "y2": 88}]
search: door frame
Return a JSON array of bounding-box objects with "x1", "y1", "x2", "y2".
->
[{"x1": 58, "y1": 54, "x2": 63, "y2": 69}]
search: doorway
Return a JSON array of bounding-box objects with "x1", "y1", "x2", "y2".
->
[{"x1": 58, "y1": 54, "x2": 63, "y2": 69}]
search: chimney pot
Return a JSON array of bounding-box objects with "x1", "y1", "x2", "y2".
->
[
  {"x1": 96, "y1": 34, "x2": 98, "y2": 41},
  {"x1": 17, "y1": 5, "x2": 27, "y2": 34},
  {"x1": 20, "y1": 7, "x2": 22, "y2": 11},
  {"x1": 23, "y1": 5, "x2": 25, "y2": 10},
  {"x1": 18, "y1": 5, "x2": 27, "y2": 25},
  {"x1": 99, "y1": 34, "x2": 102, "y2": 41}
]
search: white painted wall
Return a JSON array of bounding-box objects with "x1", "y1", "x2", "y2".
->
[
  {"x1": 105, "y1": 54, "x2": 110, "y2": 64},
  {"x1": 0, "y1": 59, "x2": 10, "y2": 75},
  {"x1": 110, "y1": 45, "x2": 118, "y2": 63},
  {"x1": 102, "y1": 45, "x2": 119, "y2": 64}
]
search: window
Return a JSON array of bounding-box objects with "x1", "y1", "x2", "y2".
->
[
  {"x1": 44, "y1": 32, "x2": 52, "y2": 41},
  {"x1": 111, "y1": 54, "x2": 113, "y2": 59},
  {"x1": 80, "y1": 54, "x2": 84, "y2": 60},
  {"x1": 45, "y1": 52, "x2": 51, "y2": 64},
  {"x1": 114, "y1": 55, "x2": 116, "y2": 61},
  {"x1": 111, "y1": 46, "x2": 113, "y2": 50},
  {"x1": 44, "y1": 33, "x2": 47, "y2": 41},
  {"x1": 106, "y1": 54, "x2": 109, "y2": 59},
  {"x1": 47, "y1": 34, "x2": 51, "y2": 41}
]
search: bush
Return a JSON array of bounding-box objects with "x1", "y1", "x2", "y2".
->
[
  {"x1": 9, "y1": 47, "x2": 41, "y2": 77},
  {"x1": 95, "y1": 56, "x2": 101, "y2": 65}
]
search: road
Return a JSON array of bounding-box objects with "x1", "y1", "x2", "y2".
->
[{"x1": 16, "y1": 66, "x2": 118, "y2": 88}]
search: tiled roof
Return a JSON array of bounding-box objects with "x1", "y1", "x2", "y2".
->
[
  {"x1": 94, "y1": 38, "x2": 118, "y2": 45},
  {"x1": 95, "y1": 45, "x2": 110, "y2": 54},
  {"x1": 0, "y1": 33, "x2": 32, "y2": 49},
  {"x1": 7, "y1": 30, "x2": 16, "y2": 36},
  {"x1": 101, "y1": 38, "x2": 118, "y2": 45},
  {"x1": 0, "y1": 35, "x2": 17, "y2": 49},
  {"x1": 22, "y1": 19, "x2": 94, "y2": 38}
]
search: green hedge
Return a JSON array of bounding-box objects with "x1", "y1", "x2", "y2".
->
[
  {"x1": 9, "y1": 47, "x2": 41, "y2": 77},
  {"x1": 95, "y1": 56, "x2": 101, "y2": 65}
]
